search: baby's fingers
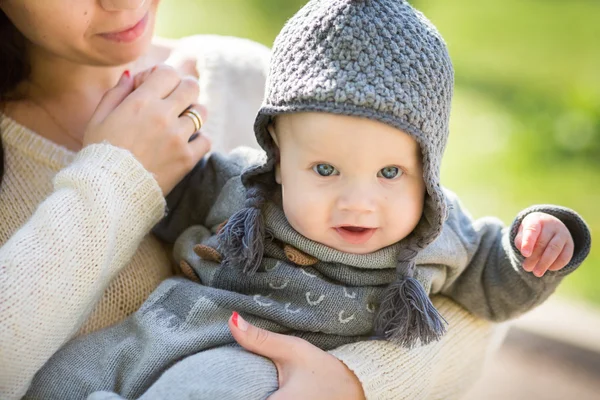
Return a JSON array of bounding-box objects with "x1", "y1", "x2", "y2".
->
[
  {"x1": 548, "y1": 238, "x2": 574, "y2": 272},
  {"x1": 514, "y1": 224, "x2": 524, "y2": 252},
  {"x1": 531, "y1": 234, "x2": 565, "y2": 277},
  {"x1": 519, "y1": 215, "x2": 542, "y2": 258},
  {"x1": 522, "y1": 226, "x2": 552, "y2": 273}
]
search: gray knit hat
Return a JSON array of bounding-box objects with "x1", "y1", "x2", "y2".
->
[{"x1": 218, "y1": 0, "x2": 454, "y2": 347}]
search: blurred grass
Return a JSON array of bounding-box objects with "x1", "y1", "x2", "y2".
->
[{"x1": 156, "y1": 0, "x2": 599, "y2": 305}]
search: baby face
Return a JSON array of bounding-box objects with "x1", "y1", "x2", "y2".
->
[{"x1": 270, "y1": 112, "x2": 425, "y2": 254}]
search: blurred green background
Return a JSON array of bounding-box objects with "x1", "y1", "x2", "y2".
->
[{"x1": 156, "y1": 0, "x2": 599, "y2": 305}]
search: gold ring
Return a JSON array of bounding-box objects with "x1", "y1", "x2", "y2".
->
[{"x1": 182, "y1": 108, "x2": 203, "y2": 133}]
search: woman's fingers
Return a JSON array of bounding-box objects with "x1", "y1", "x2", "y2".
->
[
  {"x1": 133, "y1": 65, "x2": 183, "y2": 99},
  {"x1": 187, "y1": 131, "x2": 211, "y2": 164},
  {"x1": 88, "y1": 71, "x2": 135, "y2": 127},
  {"x1": 133, "y1": 68, "x2": 153, "y2": 90},
  {"x1": 134, "y1": 65, "x2": 202, "y2": 122},
  {"x1": 229, "y1": 312, "x2": 303, "y2": 365},
  {"x1": 178, "y1": 104, "x2": 207, "y2": 139},
  {"x1": 168, "y1": 76, "x2": 201, "y2": 116},
  {"x1": 83, "y1": 63, "x2": 211, "y2": 195},
  {"x1": 229, "y1": 312, "x2": 366, "y2": 400}
]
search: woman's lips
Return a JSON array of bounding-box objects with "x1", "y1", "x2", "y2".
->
[
  {"x1": 335, "y1": 226, "x2": 376, "y2": 245},
  {"x1": 99, "y1": 12, "x2": 149, "y2": 43}
]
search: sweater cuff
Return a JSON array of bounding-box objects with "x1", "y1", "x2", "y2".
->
[
  {"x1": 55, "y1": 143, "x2": 166, "y2": 232},
  {"x1": 509, "y1": 205, "x2": 592, "y2": 277}
]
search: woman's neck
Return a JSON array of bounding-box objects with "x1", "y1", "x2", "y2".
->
[{"x1": 4, "y1": 39, "x2": 172, "y2": 152}]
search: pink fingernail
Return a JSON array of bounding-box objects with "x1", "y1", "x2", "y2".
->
[
  {"x1": 231, "y1": 311, "x2": 248, "y2": 332},
  {"x1": 118, "y1": 70, "x2": 130, "y2": 84}
]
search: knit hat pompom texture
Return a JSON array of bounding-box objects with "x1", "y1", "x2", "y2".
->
[{"x1": 218, "y1": 0, "x2": 454, "y2": 347}]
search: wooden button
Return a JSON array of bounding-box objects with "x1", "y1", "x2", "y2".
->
[
  {"x1": 193, "y1": 244, "x2": 223, "y2": 263},
  {"x1": 180, "y1": 260, "x2": 200, "y2": 283},
  {"x1": 283, "y1": 244, "x2": 318, "y2": 266}
]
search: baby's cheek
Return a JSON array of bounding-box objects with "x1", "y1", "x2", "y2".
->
[
  {"x1": 283, "y1": 196, "x2": 323, "y2": 238},
  {"x1": 388, "y1": 197, "x2": 422, "y2": 236}
]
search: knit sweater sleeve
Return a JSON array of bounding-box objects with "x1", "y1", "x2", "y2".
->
[
  {"x1": 0, "y1": 144, "x2": 165, "y2": 400},
  {"x1": 439, "y1": 188, "x2": 591, "y2": 322},
  {"x1": 330, "y1": 296, "x2": 503, "y2": 400}
]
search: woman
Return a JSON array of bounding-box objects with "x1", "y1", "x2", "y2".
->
[{"x1": 0, "y1": 1, "x2": 502, "y2": 399}]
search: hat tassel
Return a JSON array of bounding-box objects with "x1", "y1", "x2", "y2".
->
[{"x1": 375, "y1": 267, "x2": 447, "y2": 347}]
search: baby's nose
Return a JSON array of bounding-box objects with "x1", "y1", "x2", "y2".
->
[{"x1": 337, "y1": 186, "x2": 378, "y2": 213}]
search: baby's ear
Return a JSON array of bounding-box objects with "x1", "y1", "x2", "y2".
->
[
  {"x1": 274, "y1": 163, "x2": 282, "y2": 184},
  {"x1": 266, "y1": 123, "x2": 282, "y2": 184},
  {"x1": 267, "y1": 123, "x2": 279, "y2": 147}
]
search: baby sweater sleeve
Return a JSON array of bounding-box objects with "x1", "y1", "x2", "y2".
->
[
  {"x1": 152, "y1": 147, "x2": 264, "y2": 244},
  {"x1": 0, "y1": 144, "x2": 165, "y2": 400},
  {"x1": 439, "y1": 188, "x2": 591, "y2": 322}
]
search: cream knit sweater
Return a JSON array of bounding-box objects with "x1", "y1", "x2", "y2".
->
[{"x1": 0, "y1": 35, "x2": 501, "y2": 400}]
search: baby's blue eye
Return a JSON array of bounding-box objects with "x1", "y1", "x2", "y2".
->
[
  {"x1": 378, "y1": 166, "x2": 402, "y2": 179},
  {"x1": 313, "y1": 164, "x2": 338, "y2": 177}
]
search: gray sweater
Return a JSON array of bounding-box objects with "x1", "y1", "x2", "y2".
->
[
  {"x1": 157, "y1": 147, "x2": 590, "y2": 323},
  {"x1": 25, "y1": 148, "x2": 591, "y2": 400}
]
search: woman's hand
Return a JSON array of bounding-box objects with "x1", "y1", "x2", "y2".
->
[
  {"x1": 83, "y1": 65, "x2": 210, "y2": 196},
  {"x1": 133, "y1": 57, "x2": 200, "y2": 89},
  {"x1": 229, "y1": 312, "x2": 366, "y2": 400}
]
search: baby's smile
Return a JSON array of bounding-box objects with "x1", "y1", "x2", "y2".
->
[{"x1": 334, "y1": 226, "x2": 377, "y2": 245}]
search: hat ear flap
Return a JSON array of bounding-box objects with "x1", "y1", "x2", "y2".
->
[
  {"x1": 217, "y1": 184, "x2": 268, "y2": 275},
  {"x1": 374, "y1": 256, "x2": 447, "y2": 348}
]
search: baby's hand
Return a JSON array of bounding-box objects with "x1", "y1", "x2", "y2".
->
[{"x1": 514, "y1": 212, "x2": 574, "y2": 277}]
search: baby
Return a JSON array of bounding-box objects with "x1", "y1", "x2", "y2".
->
[{"x1": 26, "y1": 0, "x2": 591, "y2": 399}]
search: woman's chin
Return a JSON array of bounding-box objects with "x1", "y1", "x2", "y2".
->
[
  {"x1": 107, "y1": 45, "x2": 150, "y2": 65},
  {"x1": 92, "y1": 37, "x2": 153, "y2": 67}
]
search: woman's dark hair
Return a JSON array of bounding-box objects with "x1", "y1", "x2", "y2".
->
[{"x1": 0, "y1": 9, "x2": 29, "y2": 185}]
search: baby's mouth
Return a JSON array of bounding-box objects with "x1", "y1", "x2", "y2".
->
[{"x1": 335, "y1": 226, "x2": 377, "y2": 245}]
